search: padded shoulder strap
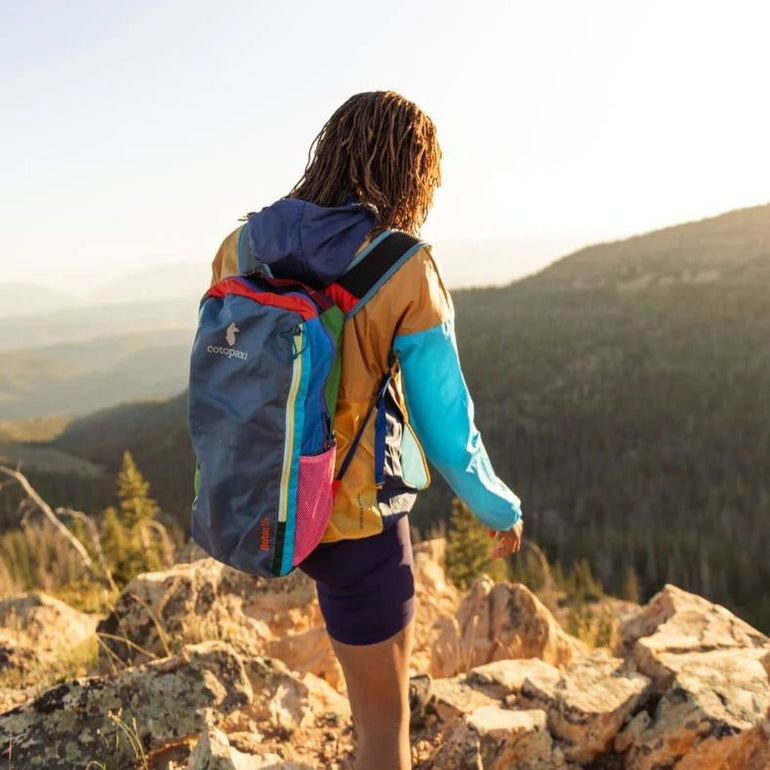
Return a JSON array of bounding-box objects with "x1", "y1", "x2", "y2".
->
[{"x1": 326, "y1": 231, "x2": 425, "y2": 318}]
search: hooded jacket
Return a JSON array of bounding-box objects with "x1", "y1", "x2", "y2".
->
[{"x1": 210, "y1": 199, "x2": 522, "y2": 543}]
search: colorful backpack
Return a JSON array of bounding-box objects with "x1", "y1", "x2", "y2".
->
[{"x1": 188, "y1": 230, "x2": 423, "y2": 576}]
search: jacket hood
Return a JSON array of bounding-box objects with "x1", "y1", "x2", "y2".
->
[{"x1": 246, "y1": 199, "x2": 376, "y2": 287}]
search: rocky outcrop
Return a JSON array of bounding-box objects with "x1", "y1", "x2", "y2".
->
[
  {"x1": 624, "y1": 653, "x2": 770, "y2": 769},
  {"x1": 0, "y1": 627, "x2": 40, "y2": 682},
  {"x1": 617, "y1": 585, "x2": 770, "y2": 768},
  {"x1": 516, "y1": 652, "x2": 651, "y2": 763},
  {"x1": 627, "y1": 648, "x2": 770, "y2": 770},
  {"x1": 429, "y1": 706, "x2": 566, "y2": 770},
  {"x1": 424, "y1": 585, "x2": 770, "y2": 769},
  {"x1": 0, "y1": 592, "x2": 98, "y2": 687},
  {"x1": 188, "y1": 725, "x2": 267, "y2": 769},
  {"x1": 187, "y1": 725, "x2": 316, "y2": 769},
  {"x1": 0, "y1": 592, "x2": 97, "y2": 650},
  {"x1": 2, "y1": 547, "x2": 769, "y2": 769},
  {"x1": 96, "y1": 539, "x2": 459, "y2": 692},
  {"x1": 95, "y1": 558, "x2": 345, "y2": 689},
  {"x1": 618, "y1": 583, "x2": 769, "y2": 692},
  {"x1": 431, "y1": 576, "x2": 582, "y2": 678},
  {"x1": 465, "y1": 657, "x2": 562, "y2": 700},
  {"x1": 217, "y1": 654, "x2": 355, "y2": 769},
  {"x1": 0, "y1": 641, "x2": 251, "y2": 769},
  {"x1": 429, "y1": 676, "x2": 499, "y2": 724}
]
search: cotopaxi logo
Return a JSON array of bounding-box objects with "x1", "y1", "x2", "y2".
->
[
  {"x1": 207, "y1": 323, "x2": 248, "y2": 360},
  {"x1": 207, "y1": 345, "x2": 248, "y2": 360}
]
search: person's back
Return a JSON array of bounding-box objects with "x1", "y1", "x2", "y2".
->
[{"x1": 209, "y1": 90, "x2": 523, "y2": 770}]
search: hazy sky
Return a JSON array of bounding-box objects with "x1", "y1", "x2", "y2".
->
[{"x1": 1, "y1": 0, "x2": 769, "y2": 294}]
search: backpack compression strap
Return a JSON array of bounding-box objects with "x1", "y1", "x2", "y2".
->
[{"x1": 326, "y1": 231, "x2": 425, "y2": 318}]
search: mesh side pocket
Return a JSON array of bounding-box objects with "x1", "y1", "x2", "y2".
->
[{"x1": 293, "y1": 446, "x2": 336, "y2": 566}]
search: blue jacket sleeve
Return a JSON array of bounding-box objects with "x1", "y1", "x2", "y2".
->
[{"x1": 392, "y1": 319, "x2": 522, "y2": 531}]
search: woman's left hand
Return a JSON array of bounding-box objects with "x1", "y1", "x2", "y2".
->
[{"x1": 488, "y1": 519, "x2": 524, "y2": 558}]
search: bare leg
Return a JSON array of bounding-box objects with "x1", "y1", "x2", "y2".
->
[{"x1": 331, "y1": 618, "x2": 415, "y2": 770}]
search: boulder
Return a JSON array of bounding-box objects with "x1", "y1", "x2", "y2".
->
[
  {"x1": 0, "y1": 641, "x2": 251, "y2": 769},
  {"x1": 0, "y1": 592, "x2": 98, "y2": 687},
  {"x1": 298, "y1": 670, "x2": 351, "y2": 720},
  {"x1": 235, "y1": 656, "x2": 314, "y2": 734},
  {"x1": 96, "y1": 558, "x2": 344, "y2": 688},
  {"x1": 216, "y1": 655, "x2": 354, "y2": 769},
  {"x1": 431, "y1": 577, "x2": 582, "y2": 678},
  {"x1": 624, "y1": 647, "x2": 770, "y2": 769},
  {"x1": 187, "y1": 725, "x2": 316, "y2": 769},
  {"x1": 430, "y1": 676, "x2": 499, "y2": 724},
  {"x1": 188, "y1": 725, "x2": 268, "y2": 770},
  {"x1": 617, "y1": 584, "x2": 769, "y2": 669},
  {"x1": 97, "y1": 559, "x2": 262, "y2": 663},
  {"x1": 517, "y1": 651, "x2": 651, "y2": 763},
  {"x1": 613, "y1": 585, "x2": 770, "y2": 769},
  {"x1": 430, "y1": 705, "x2": 567, "y2": 770},
  {"x1": 465, "y1": 658, "x2": 562, "y2": 700},
  {"x1": 0, "y1": 592, "x2": 97, "y2": 652}
]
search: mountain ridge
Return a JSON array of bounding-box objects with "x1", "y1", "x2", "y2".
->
[{"x1": 526, "y1": 202, "x2": 770, "y2": 289}]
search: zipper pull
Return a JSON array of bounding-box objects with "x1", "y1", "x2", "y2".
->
[{"x1": 292, "y1": 324, "x2": 304, "y2": 358}]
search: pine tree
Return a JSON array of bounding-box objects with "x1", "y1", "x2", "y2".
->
[
  {"x1": 117, "y1": 451, "x2": 160, "y2": 529},
  {"x1": 445, "y1": 499, "x2": 509, "y2": 589},
  {"x1": 100, "y1": 452, "x2": 166, "y2": 586},
  {"x1": 101, "y1": 506, "x2": 131, "y2": 585}
]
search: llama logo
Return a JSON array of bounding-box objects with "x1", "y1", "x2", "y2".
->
[
  {"x1": 207, "y1": 321, "x2": 248, "y2": 360},
  {"x1": 226, "y1": 322, "x2": 239, "y2": 347}
]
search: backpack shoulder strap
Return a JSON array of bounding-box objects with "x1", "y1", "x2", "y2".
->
[{"x1": 326, "y1": 231, "x2": 425, "y2": 318}]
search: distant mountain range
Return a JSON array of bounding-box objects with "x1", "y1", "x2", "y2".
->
[
  {"x1": 1, "y1": 203, "x2": 769, "y2": 632},
  {"x1": 0, "y1": 263, "x2": 211, "y2": 321},
  {"x1": 0, "y1": 283, "x2": 75, "y2": 318},
  {"x1": 0, "y1": 238, "x2": 577, "y2": 417},
  {"x1": 0, "y1": 329, "x2": 194, "y2": 419},
  {"x1": 0, "y1": 267, "x2": 203, "y2": 417},
  {"x1": 0, "y1": 235, "x2": 582, "y2": 322}
]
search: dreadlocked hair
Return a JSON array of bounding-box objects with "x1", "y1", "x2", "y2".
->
[{"x1": 287, "y1": 91, "x2": 441, "y2": 235}]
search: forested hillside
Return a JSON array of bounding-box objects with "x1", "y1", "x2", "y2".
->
[
  {"x1": 447, "y1": 204, "x2": 770, "y2": 630},
  {"x1": 2, "y1": 204, "x2": 769, "y2": 630}
]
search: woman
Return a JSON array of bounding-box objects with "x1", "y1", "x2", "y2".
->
[{"x1": 210, "y1": 91, "x2": 523, "y2": 770}]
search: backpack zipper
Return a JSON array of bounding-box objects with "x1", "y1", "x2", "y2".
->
[{"x1": 278, "y1": 326, "x2": 305, "y2": 527}]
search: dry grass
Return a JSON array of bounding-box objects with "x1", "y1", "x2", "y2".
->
[{"x1": 0, "y1": 522, "x2": 90, "y2": 598}]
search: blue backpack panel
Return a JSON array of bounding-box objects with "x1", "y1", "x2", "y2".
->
[{"x1": 189, "y1": 276, "x2": 339, "y2": 576}]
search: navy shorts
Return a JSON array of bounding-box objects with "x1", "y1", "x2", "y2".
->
[{"x1": 298, "y1": 515, "x2": 415, "y2": 645}]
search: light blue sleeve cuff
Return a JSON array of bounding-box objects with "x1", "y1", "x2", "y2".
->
[{"x1": 393, "y1": 320, "x2": 522, "y2": 531}]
